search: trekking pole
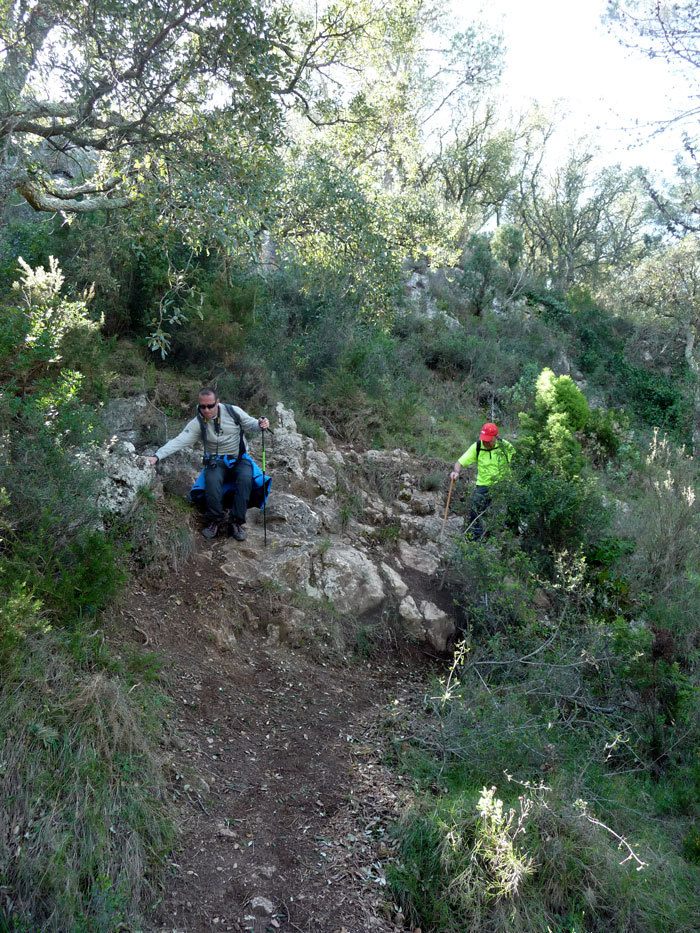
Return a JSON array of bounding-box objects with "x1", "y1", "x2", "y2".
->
[
  {"x1": 440, "y1": 476, "x2": 455, "y2": 539},
  {"x1": 261, "y1": 427, "x2": 267, "y2": 547}
]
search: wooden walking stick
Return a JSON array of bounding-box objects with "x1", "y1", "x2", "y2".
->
[{"x1": 440, "y1": 476, "x2": 455, "y2": 538}]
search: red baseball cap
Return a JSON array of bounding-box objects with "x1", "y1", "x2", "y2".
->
[{"x1": 479, "y1": 422, "x2": 499, "y2": 441}]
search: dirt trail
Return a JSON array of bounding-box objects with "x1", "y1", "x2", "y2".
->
[{"x1": 115, "y1": 532, "x2": 426, "y2": 933}]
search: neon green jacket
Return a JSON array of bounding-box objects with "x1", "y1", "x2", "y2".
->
[{"x1": 458, "y1": 439, "x2": 515, "y2": 486}]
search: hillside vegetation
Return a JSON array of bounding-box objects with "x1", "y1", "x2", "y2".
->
[{"x1": 2, "y1": 1, "x2": 700, "y2": 930}]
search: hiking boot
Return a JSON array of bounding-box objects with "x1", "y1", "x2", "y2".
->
[
  {"x1": 201, "y1": 522, "x2": 220, "y2": 539},
  {"x1": 229, "y1": 522, "x2": 246, "y2": 541}
]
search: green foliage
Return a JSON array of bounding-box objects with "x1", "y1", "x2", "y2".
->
[
  {"x1": 390, "y1": 786, "x2": 535, "y2": 930},
  {"x1": 0, "y1": 259, "x2": 174, "y2": 931},
  {"x1": 683, "y1": 828, "x2": 700, "y2": 865},
  {"x1": 446, "y1": 538, "x2": 537, "y2": 633},
  {"x1": 419, "y1": 326, "x2": 483, "y2": 376},
  {"x1": 0, "y1": 217, "x2": 56, "y2": 287},
  {"x1": 616, "y1": 357, "x2": 691, "y2": 433},
  {"x1": 534, "y1": 369, "x2": 580, "y2": 430},
  {"x1": 526, "y1": 287, "x2": 569, "y2": 319},
  {"x1": 0, "y1": 257, "x2": 99, "y2": 392},
  {"x1": 517, "y1": 368, "x2": 592, "y2": 480},
  {"x1": 535, "y1": 368, "x2": 590, "y2": 431},
  {"x1": 551, "y1": 288, "x2": 691, "y2": 436},
  {"x1": 622, "y1": 430, "x2": 700, "y2": 600},
  {"x1": 0, "y1": 257, "x2": 123, "y2": 629},
  {"x1": 389, "y1": 778, "x2": 687, "y2": 933},
  {"x1": 389, "y1": 591, "x2": 700, "y2": 931},
  {"x1": 584, "y1": 407, "x2": 628, "y2": 461},
  {"x1": 514, "y1": 150, "x2": 645, "y2": 291},
  {"x1": 0, "y1": 582, "x2": 48, "y2": 664},
  {"x1": 2, "y1": 0, "x2": 293, "y2": 220},
  {"x1": 168, "y1": 271, "x2": 263, "y2": 367},
  {"x1": 491, "y1": 223, "x2": 523, "y2": 270},
  {"x1": 459, "y1": 234, "x2": 498, "y2": 316},
  {"x1": 272, "y1": 145, "x2": 403, "y2": 321},
  {"x1": 499, "y1": 466, "x2": 605, "y2": 572}
]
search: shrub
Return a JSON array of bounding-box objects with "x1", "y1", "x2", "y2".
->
[
  {"x1": 623, "y1": 430, "x2": 700, "y2": 598},
  {"x1": 516, "y1": 369, "x2": 592, "y2": 480},
  {"x1": 459, "y1": 234, "x2": 498, "y2": 316},
  {"x1": 0, "y1": 217, "x2": 55, "y2": 287},
  {"x1": 0, "y1": 258, "x2": 124, "y2": 633},
  {"x1": 445, "y1": 538, "x2": 538, "y2": 634},
  {"x1": 389, "y1": 782, "x2": 676, "y2": 933},
  {"x1": 491, "y1": 224, "x2": 523, "y2": 271},
  {"x1": 617, "y1": 357, "x2": 691, "y2": 435},
  {"x1": 167, "y1": 271, "x2": 263, "y2": 367},
  {"x1": 535, "y1": 368, "x2": 590, "y2": 432},
  {"x1": 496, "y1": 466, "x2": 606, "y2": 575}
]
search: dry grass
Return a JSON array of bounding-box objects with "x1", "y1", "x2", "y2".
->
[{"x1": 0, "y1": 636, "x2": 173, "y2": 932}]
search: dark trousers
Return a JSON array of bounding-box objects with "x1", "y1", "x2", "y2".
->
[
  {"x1": 203, "y1": 458, "x2": 253, "y2": 525},
  {"x1": 469, "y1": 485, "x2": 491, "y2": 541}
]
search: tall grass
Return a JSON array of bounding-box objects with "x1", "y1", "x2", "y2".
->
[{"x1": 0, "y1": 636, "x2": 173, "y2": 931}]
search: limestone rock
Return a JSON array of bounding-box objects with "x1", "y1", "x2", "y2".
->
[
  {"x1": 95, "y1": 439, "x2": 154, "y2": 517},
  {"x1": 316, "y1": 546, "x2": 385, "y2": 615},
  {"x1": 312, "y1": 494, "x2": 343, "y2": 534},
  {"x1": 398, "y1": 513, "x2": 451, "y2": 544},
  {"x1": 398, "y1": 540, "x2": 440, "y2": 575},
  {"x1": 398, "y1": 596, "x2": 424, "y2": 641},
  {"x1": 275, "y1": 403, "x2": 298, "y2": 434},
  {"x1": 154, "y1": 446, "x2": 202, "y2": 498},
  {"x1": 220, "y1": 530, "x2": 317, "y2": 595},
  {"x1": 420, "y1": 601, "x2": 455, "y2": 653},
  {"x1": 272, "y1": 402, "x2": 305, "y2": 477},
  {"x1": 406, "y1": 489, "x2": 438, "y2": 516},
  {"x1": 262, "y1": 492, "x2": 322, "y2": 536},
  {"x1": 102, "y1": 396, "x2": 151, "y2": 444},
  {"x1": 399, "y1": 595, "x2": 422, "y2": 623},
  {"x1": 306, "y1": 450, "x2": 338, "y2": 493},
  {"x1": 381, "y1": 562, "x2": 408, "y2": 598},
  {"x1": 99, "y1": 395, "x2": 462, "y2": 654}
]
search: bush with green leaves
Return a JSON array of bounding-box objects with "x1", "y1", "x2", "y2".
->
[
  {"x1": 459, "y1": 233, "x2": 498, "y2": 316},
  {"x1": 0, "y1": 216, "x2": 56, "y2": 287},
  {"x1": 533, "y1": 287, "x2": 692, "y2": 437},
  {"x1": 517, "y1": 368, "x2": 591, "y2": 482},
  {"x1": 535, "y1": 367, "x2": 590, "y2": 431},
  {"x1": 0, "y1": 260, "x2": 121, "y2": 631},
  {"x1": 491, "y1": 223, "x2": 524, "y2": 271},
  {"x1": 0, "y1": 259, "x2": 175, "y2": 931},
  {"x1": 389, "y1": 586, "x2": 700, "y2": 931},
  {"x1": 622, "y1": 431, "x2": 700, "y2": 595},
  {"x1": 166, "y1": 268, "x2": 263, "y2": 367},
  {"x1": 445, "y1": 536, "x2": 538, "y2": 635}
]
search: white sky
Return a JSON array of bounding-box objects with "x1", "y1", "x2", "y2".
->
[{"x1": 466, "y1": 0, "x2": 690, "y2": 178}]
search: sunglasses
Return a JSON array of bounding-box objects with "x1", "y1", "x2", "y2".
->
[{"x1": 199, "y1": 402, "x2": 217, "y2": 410}]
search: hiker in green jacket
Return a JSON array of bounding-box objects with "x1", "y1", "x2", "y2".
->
[{"x1": 450, "y1": 422, "x2": 515, "y2": 540}]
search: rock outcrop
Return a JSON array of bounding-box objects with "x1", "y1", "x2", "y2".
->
[{"x1": 98, "y1": 397, "x2": 461, "y2": 653}]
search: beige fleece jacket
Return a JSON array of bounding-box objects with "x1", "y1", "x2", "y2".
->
[{"x1": 154, "y1": 404, "x2": 260, "y2": 460}]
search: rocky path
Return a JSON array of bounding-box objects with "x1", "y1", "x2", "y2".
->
[{"x1": 116, "y1": 536, "x2": 425, "y2": 933}]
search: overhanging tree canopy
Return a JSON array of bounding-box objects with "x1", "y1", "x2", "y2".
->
[{"x1": 0, "y1": 0, "x2": 296, "y2": 213}]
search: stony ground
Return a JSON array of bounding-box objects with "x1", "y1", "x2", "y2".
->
[{"x1": 113, "y1": 521, "x2": 433, "y2": 933}]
